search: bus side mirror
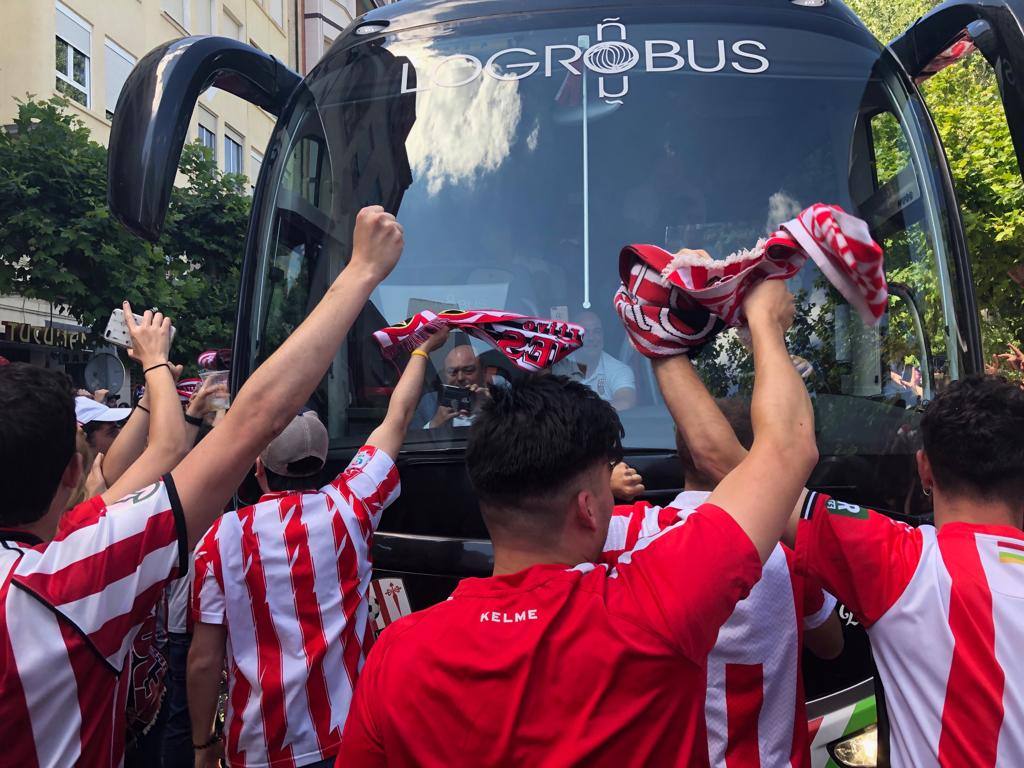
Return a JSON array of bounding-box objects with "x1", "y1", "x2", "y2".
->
[
  {"x1": 889, "y1": 0, "x2": 1024, "y2": 180},
  {"x1": 108, "y1": 36, "x2": 301, "y2": 241}
]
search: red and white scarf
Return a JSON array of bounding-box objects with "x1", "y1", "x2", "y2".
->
[
  {"x1": 373, "y1": 309, "x2": 584, "y2": 373},
  {"x1": 620, "y1": 204, "x2": 886, "y2": 331}
]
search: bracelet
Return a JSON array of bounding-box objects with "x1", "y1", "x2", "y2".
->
[
  {"x1": 143, "y1": 362, "x2": 171, "y2": 376},
  {"x1": 135, "y1": 404, "x2": 150, "y2": 415},
  {"x1": 411, "y1": 349, "x2": 430, "y2": 360},
  {"x1": 193, "y1": 733, "x2": 222, "y2": 750},
  {"x1": 184, "y1": 413, "x2": 204, "y2": 427}
]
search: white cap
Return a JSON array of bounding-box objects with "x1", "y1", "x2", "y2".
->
[{"x1": 75, "y1": 396, "x2": 131, "y2": 426}]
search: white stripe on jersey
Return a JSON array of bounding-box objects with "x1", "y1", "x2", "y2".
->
[
  {"x1": 975, "y1": 533, "x2": 1024, "y2": 767},
  {"x1": 7, "y1": 587, "x2": 83, "y2": 766},
  {"x1": 869, "y1": 527, "x2": 951, "y2": 767},
  {"x1": 605, "y1": 515, "x2": 629, "y2": 554}
]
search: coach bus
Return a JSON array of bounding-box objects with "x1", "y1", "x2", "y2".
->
[{"x1": 107, "y1": 0, "x2": 1024, "y2": 764}]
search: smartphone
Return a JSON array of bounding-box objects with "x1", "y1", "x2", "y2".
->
[
  {"x1": 104, "y1": 308, "x2": 177, "y2": 349},
  {"x1": 440, "y1": 385, "x2": 474, "y2": 412}
]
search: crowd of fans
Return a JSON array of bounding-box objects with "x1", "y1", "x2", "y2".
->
[{"x1": 0, "y1": 205, "x2": 1022, "y2": 768}]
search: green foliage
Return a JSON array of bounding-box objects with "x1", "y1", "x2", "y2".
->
[
  {"x1": 848, "y1": 0, "x2": 1024, "y2": 364},
  {"x1": 0, "y1": 97, "x2": 249, "y2": 372}
]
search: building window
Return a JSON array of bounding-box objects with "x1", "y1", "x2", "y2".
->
[
  {"x1": 162, "y1": 0, "x2": 187, "y2": 28},
  {"x1": 55, "y1": 2, "x2": 91, "y2": 107},
  {"x1": 250, "y1": 149, "x2": 264, "y2": 186},
  {"x1": 268, "y1": 0, "x2": 284, "y2": 26},
  {"x1": 224, "y1": 131, "x2": 244, "y2": 174},
  {"x1": 103, "y1": 40, "x2": 135, "y2": 120},
  {"x1": 198, "y1": 106, "x2": 217, "y2": 159},
  {"x1": 224, "y1": 10, "x2": 243, "y2": 41},
  {"x1": 191, "y1": 0, "x2": 213, "y2": 35}
]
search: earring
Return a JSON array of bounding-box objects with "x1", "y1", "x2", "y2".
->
[{"x1": 922, "y1": 486, "x2": 932, "y2": 497}]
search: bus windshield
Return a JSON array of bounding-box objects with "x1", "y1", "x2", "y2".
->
[{"x1": 246, "y1": 8, "x2": 964, "y2": 496}]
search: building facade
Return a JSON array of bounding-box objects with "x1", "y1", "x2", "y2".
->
[
  {"x1": 300, "y1": 0, "x2": 388, "y2": 75},
  {"x1": 0, "y1": 0, "x2": 301, "y2": 388}
]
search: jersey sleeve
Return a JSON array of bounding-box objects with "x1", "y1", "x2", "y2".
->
[
  {"x1": 191, "y1": 522, "x2": 226, "y2": 626},
  {"x1": 802, "y1": 576, "x2": 838, "y2": 631},
  {"x1": 327, "y1": 445, "x2": 401, "y2": 535},
  {"x1": 610, "y1": 503, "x2": 762, "y2": 661},
  {"x1": 796, "y1": 491, "x2": 923, "y2": 628},
  {"x1": 11, "y1": 477, "x2": 187, "y2": 671}
]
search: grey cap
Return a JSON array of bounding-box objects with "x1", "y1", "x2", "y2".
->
[{"x1": 260, "y1": 410, "x2": 328, "y2": 476}]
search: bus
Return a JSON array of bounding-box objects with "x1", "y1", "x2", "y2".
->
[{"x1": 107, "y1": 1, "x2": 1024, "y2": 764}]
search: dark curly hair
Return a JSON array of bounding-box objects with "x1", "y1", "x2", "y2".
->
[
  {"x1": 0, "y1": 363, "x2": 78, "y2": 525},
  {"x1": 466, "y1": 375, "x2": 623, "y2": 531},
  {"x1": 921, "y1": 375, "x2": 1024, "y2": 503}
]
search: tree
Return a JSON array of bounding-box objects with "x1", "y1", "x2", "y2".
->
[
  {"x1": 847, "y1": 0, "x2": 1024, "y2": 368},
  {"x1": 0, "y1": 97, "x2": 250, "y2": 372}
]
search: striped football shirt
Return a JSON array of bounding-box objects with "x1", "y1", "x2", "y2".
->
[
  {"x1": 192, "y1": 445, "x2": 399, "y2": 768},
  {"x1": 798, "y1": 492, "x2": 1024, "y2": 767}
]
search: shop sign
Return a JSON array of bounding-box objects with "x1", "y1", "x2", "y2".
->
[{"x1": 1, "y1": 320, "x2": 86, "y2": 350}]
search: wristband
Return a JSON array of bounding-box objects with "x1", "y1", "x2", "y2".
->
[
  {"x1": 143, "y1": 362, "x2": 171, "y2": 376},
  {"x1": 135, "y1": 404, "x2": 150, "y2": 415},
  {"x1": 411, "y1": 349, "x2": 430, "y2": 360},
  {"x1": 193, "y1": 733, "x2": 222, "y2": 750},
  {"x1": 184, "y1": 413, "x2": 204, "y2": 427}
]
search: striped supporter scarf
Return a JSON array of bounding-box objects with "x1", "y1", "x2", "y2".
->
[
  {"x1": 616, "y1": 204, "x2": 886, "y2": 359},
  {"x1": 373, "y1": 309, "x2": 585, "y2": 373}
]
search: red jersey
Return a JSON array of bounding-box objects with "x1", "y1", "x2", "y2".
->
[
  {"x1": 193, "y1": 445, "x2": 399, "y2": 768},
  {"x1": 797, "y1": 492, "x2": 1024, "y2": 767},
  {"x1": 605, "y1": 491, "x2": 834, "y2": 767},
  {"x1": 337, "y1": 504, "x2": 761, "y2": 767},
  {"x1": 0, "y1": 480, "x2": 186, "y2": 766}
]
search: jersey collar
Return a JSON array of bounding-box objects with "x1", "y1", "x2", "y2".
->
[
  {"x1": 939, "y1": 521, "x2": 1024, "y2": 540},
  {"x1": 454, "y1": 562, "x2": 581, "y2": 597}
]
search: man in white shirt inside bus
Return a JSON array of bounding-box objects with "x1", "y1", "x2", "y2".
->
[{"x1": 563, "y1": 310, "x2": 636, "y2": 411}]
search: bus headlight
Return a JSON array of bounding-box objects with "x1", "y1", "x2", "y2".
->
[{"x1": 830, "y1": 724, "x2": 877, "y2": 767}]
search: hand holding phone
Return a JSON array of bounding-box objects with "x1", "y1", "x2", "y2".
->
[
  {"x1": 120, "y1": 302, "x2": 174, "y2": 370},
  {"x1": 104, "y1": 307, "x2": 176, "y2": 350},
  {"x1": 440, "y1": 385, "x2": 474, "y2": 413}
]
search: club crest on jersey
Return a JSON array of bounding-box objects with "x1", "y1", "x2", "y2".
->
[
  {"x1": 350, "y1": 450, "x2": 372, "y2": 469},
  {"x1": 825, "y1": 498, "x2": 868, "y2": 519}
]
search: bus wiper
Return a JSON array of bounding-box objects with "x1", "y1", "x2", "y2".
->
[{"x1": 580, "y1": 33, "x2": 592, "y2": 310}]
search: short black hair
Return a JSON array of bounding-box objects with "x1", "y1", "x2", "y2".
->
[
  {"x1": 264, "y1": 456, "x2": 324, "y2": 493},
  {"x1": 921, "y1": 375, "x2": 1024, "y2": 503},
  {"x1": 466, "y1": 376, "x2": 623, "y2": 531},
  {"x1": 676, "y1": 398, "x2": 753, "y2": 486},
  {"x1": 0, "y1": 364, "x2": 77, "y2": 525}
]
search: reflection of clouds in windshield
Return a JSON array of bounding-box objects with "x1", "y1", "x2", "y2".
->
[
  {"x1": 527, "y1": 119, "x2": 540, "y2": 152},
  {"x1": 405, "y1": 53, "x2": 522, "y2": 195},
  {"x1": 766, "y1": 190, "x2": 802, "y2": 230}
]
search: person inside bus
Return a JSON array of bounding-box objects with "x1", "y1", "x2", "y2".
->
[
  {"x1": 188, "y1": 329, "x2": 447, "y2": 768},
  {"x1": 602, "y1": 378, "x2": 843, "y2": 766},
  {"x1": 559, "y1": 310, "x2": 636, "y2": 411},
  {"x1": 0, "y1": 205, "x2": 404, "y2": 765},
  {"x1": 423, "y1": 337, "x2": 495, "y2": 430},
  {"x1": 336, "y1": 280, "x2": 819, "y2": 765}
]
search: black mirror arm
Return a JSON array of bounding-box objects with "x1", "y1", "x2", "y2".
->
[
  {"x1": 108, "y1": 36, "x2": 302, "y2": 241},
  {"x1": 889, "y1": 0, "x2": 1024, "y2": 177}
]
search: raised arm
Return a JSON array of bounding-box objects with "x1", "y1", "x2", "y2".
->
[
  {"x1": 102, "y1": 307, "x2": 190, "y2": 503},
  {"x1": 100, "y1": 361, "x2": 186, "y2": 487},
  {"x1": 652, "y1": 355, "x2": 747, "y2": 483},
  {"x1": 707, "y1": 281, "x2": 818, "y2": 562},
  {"x1": 366, "y1": 328, "x2": 449, "y2": 459},
  {"x1": 171, "y1": 206, "x2": 403, "y2": 547}
]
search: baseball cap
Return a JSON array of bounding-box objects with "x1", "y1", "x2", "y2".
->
[
  {"x1": 260, "y1": 410, "x2": 329, "y2": 477},
  {"x1": 75, "y1": 396, "x2": 131, "y2": 426}
]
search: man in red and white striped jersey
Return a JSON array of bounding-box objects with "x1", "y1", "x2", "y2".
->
[
  {"x1": 338, "y1": 281, "x2": 820, "y2": 767},
  {"x1": 786, "y1": 375, "x2": 1024, "y2": 767},
  {"x1": 602, "y1": 368, "x2": 842, "y2": 768},
  {"x1": 0, "y1": 205, "x2": 405, "y2": 766},
  {"x1": 187, "y1": 330, "x2": 446, "y2": 768}
]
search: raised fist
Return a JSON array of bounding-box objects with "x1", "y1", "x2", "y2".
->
[{"x1": 349, "y1": 205, "x2": 404, "y2": 285}]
